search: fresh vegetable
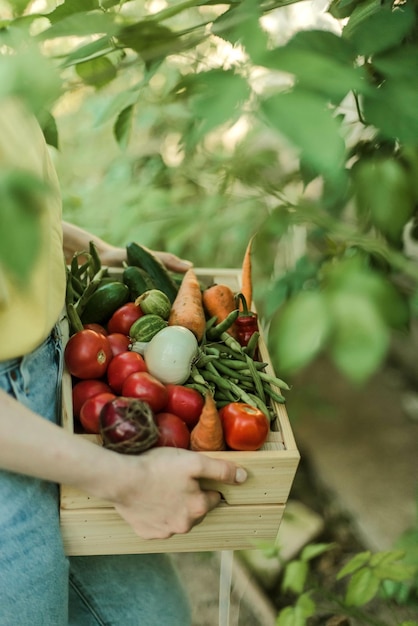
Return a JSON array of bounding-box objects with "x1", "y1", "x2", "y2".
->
[
  {"x1": 154, "y1": 412, "x2": 190, "y2": 449},
  {"x1": 100, "y1": 397, "x2": 159, "y2": 454},
  {"x1": 168, "y1": 268, "x2": 206, "y2": 342},
  {"x1": 202, "y1": 283, "x2": 237, "y2": 337},
  {"x1": 80, "y1": 391, "x2": 116, "y2": 434},
  {"x1": 219, "y1": 402, "x2": 269, "y2": 451},
  {"x1": 106, "y1": 351, "x2": 147, "y2": 394},
  {"x1": 121, "y1": 371, "x2": 168, "y2": 413},
  {"x1": 72, "y1": 379, "x2": 112, "y2": 420},
  {"x1": 135, "y1": 289, "x2": 171, "y2": 320},
  {"x1": 126, "y1": 242, "x2": 178, "y2": 303},
  {"x1": 80, "y1": 281, "x2": 130, "y2": 325},
  {"x1": 138, "y1": 325, "x2": 199, "y2": 385},
  {"x1": 83, "y1": 323, "x2": 108, "y2": 335},
  {"x1": 165, "y1": 384, "x2": 204, "y2": 430},
  {"x1": 206, "y1": 308, "x2": 239, "y2": 340},
  {"x1": 239, "y1": 235, "x2": 254, "y2": 311},
  {"x1": 107, "y1": 333, "x2": 131, "y2": 357},
  {"x1": 235, "y1": 293, "x2": 259, "y2": 349},
  {"x1": 64, "y1": 329, "x2": 112, "y2": 379},
  {"x1": 123, "y1": 265, "x2": 155, "y2": 300},
  {"x1": 107, "y1": 302, "x2": 143, "y2": 335},
  {"x1": 190, "y1": 392, "x2": 226, "y2": 452},
  {"x1": 129, "y1": 314, "x2": 167, "y2": 342}
]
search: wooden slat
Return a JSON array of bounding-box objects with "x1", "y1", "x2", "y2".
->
[{"x1": 61, "y1": 503, "x2": 285, "y2": 556}]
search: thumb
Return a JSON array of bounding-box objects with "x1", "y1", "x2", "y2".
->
[{"x1": 197, "y1": 456, "x2": 247, "y2": 485}]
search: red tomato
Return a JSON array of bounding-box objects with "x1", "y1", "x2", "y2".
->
[
  {"x1": 219, "y1": 402, "x2": 269, "y2": 451},
  {"x1": 107, "y1": 302, "x2": 143, "y2": 335},
  {"x1": 165, "y1": 384, "x2": 204, "y2": 430},
  {"x1": 107, "y1": 351, "x2": 147, "y2": 393},
  {"x1": 107, "y1": 333, "x2": 131, "y2": 357},
  {"x1": 79, "y1": 391, "x2": 116, "y2": 434},
  {"x1": 122, "y1": 371, "x2": 168, "y2": 413},
  {"x1": 64, "y1": 330, "x2": 112, "y2": 379},
  {"x1": 154, "y1": 412, "x2": 190, "y2": 449},
  {"x1": 83, "y1": 323, "x2": 108, "y2": 335},
  {"x1": 72, "y1": 379, "x2": 112, "y2": 419}
]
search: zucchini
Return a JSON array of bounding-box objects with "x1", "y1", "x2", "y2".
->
[
  {"x1": 80, "y1": 281, "x2": 130, "y2": 325},
  {"x1": 123, "y1": 265, "x2": 155, "y2": 300},
  {"x1": 129, "y1": 314, "x2": 168, "y2": 342},
  {"x1": 126, "y1": 242, "x2": 178, "y2": 303}
]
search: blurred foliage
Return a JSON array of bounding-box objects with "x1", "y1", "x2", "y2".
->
[{"x1": 1, "y1": 0, "x2": 418, "y2": 383}]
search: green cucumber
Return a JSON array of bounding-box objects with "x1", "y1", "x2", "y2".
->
[
  {"x1": 136, "y1": 289, "x2": 171, "y2": 320},
  {"x1": 123, "y1": 265, "x2": 155, "y2": 300},
  {"x1": 129, "y1": 314, "x2": 167, "y2": 342},
  {"x1": 80, "y1": 281, "x2": 130, "y2": 325},
  {"x1": 126, "y1": 242, "x2": 178, "y2": 303}
]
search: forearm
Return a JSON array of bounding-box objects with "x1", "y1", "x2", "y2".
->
[
  {"x1": 62, "y1": 221, "x2": 124, "y2": 266},
  {"x1": 0, "y1": 389, "x2": 127, "y2": 502}
]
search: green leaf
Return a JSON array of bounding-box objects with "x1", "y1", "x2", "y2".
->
[
  {"x1": 114, "y1": 104, "x2": 134, "y2": 150},
  {"x1": 269, "y1": 290, "x2": 332, "y2": 374},
  {"x1": 343, "y1": 1, "x2": 415, "y2": 56},
  {"x1": 345, "y1": 567, "x2": 381, "y2": 606},
  {"x1": 363, "y1": 79, "x2": 418, "y2": 144},
  {"x1": 189, "y1": 70, "x2": 250, "y2": 142},
  {"x1": 282, "y1": 560, "x2": 309, "y2": 594},
  {"x1": 38, "y1": 12, "x2": 119, "y2": 40},
  {"x1": 352, "y1": 156, "x2": 415, "y2": 244},
  {"x1": 75, "y1": 57, "x2": 117, "y2": 88},
  {"x1": 300, "y1": 543, "x2": 333, "y2": 562},
  {"x1": 62, "y1": 36, "x2": 115, "y2": 68},
  {"x1": 337, "y1": 551, "x2": 372, "y2": 579},
  {"x1": 40, "y1": 111, "x2": 59, "y2": 150},
  {"x1": 374, "y1": 563, "x2": 416, "y2": 582},
  {"x1": 265, "y1": 30, "x2": 366, "y2": 101},
  {"x1": 328, "y1": 290, "x2": 389, "y2": 383},
  {"x1": 261, "y1": 89, "x2": 346, "y2": 178},
  {"x1": 373, "y1": 45, "x2": 418, "y2": 81},
  {"x1": 369, "y1": 550, "x2": 406, "y2": 568},
  {"x1": 117, "y1": 20, "x2": 177, "y2": 63},
  {"x1": 277, "y1": 592, "x2": 315, "y2": 626},
  {"x1": 45, "y1": 0, "x2": 100, "y2": 23},
  {"x1": 212, "y1": 0, "x2": 268, "y2": 65}
]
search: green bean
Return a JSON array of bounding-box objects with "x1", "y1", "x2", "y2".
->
[
  {"x1": 207, "y1": 309, "x2": 239, "y2": 340},
  {"x1": 245, "y1": 392, "x2": 272, "y2": 420},
  {"x1": 67, "y1": 302, "x2": 84, "y2": 334},
  {"x1": 243, "y1": 330, "x2": 260, "y2": 359},
  {"x1": 245, "y1": 354, "x2": 266, "y2": 404},
  {"x1": 263, "y1": 385, "x2": 286, "y2": 404},
  {"x1": 89, "y1": 241, "x2": 102, "y2": 275}
]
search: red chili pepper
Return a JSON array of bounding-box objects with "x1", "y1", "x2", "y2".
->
[{"x1": 235, "y1": 293, "x2": 259, "y2": 347}]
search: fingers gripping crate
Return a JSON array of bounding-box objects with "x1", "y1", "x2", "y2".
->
[{"x1": 59, "y1": 268, "x2": 300, "y2": 556}]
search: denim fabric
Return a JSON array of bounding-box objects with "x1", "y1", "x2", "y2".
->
[{"x1": 0, "y1": 329, "x2": 191, "y2": 626}]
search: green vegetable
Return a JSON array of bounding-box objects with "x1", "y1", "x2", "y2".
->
[
  {"x1": 80, "y1": 281, "x2": 130, "y2": 325},
  {"x1": 129, "y1": 314, "x2": 168, "y2": 342},
  {"x1": 126, "y1": 242, "x2": 179, "y2": 303},
  {"x1": 123, "y1": 265, "x2": 155, "y2": 300},
  {"x1": 136, "y1": 289, "x2": 172, "y2": 320}
]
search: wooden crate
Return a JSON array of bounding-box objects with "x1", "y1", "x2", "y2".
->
[{"x1": 60, "y1": 268, "x2": 300, "y2": 555}]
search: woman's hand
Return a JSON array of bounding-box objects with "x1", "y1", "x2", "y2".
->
[{"x1": 108, "y1": 447, "x2": 247, "y2": 540}]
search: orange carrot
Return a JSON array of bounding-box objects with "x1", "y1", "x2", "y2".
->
[
  {"x1": 239, "y1": 236, "x2": 254, "y2": 312},
  {"x1": 168, "y1": 268, "x2": 206, "y2": 342},
  {"x1": 190, "y1": 392, "x2": 225, "y2": 452},
  {"x1": 202, "y1": 283, "x2": 237, "y2": 337}
]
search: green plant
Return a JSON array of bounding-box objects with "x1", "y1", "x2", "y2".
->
[
  {"x1": 276, "y1": 544, "x2": 418, "y2": 626},
  {"x1": 1, "y1": 0, "x2": 417, "y2": 384}
]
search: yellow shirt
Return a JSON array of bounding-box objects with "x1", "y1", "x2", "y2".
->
[{"x1": 0, "y1": 99, "x2": 66, "y2": 360}]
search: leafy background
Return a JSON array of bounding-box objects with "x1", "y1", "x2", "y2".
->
[{"x1": 1, "y1": 0, "x2": 418, "y2": 385}]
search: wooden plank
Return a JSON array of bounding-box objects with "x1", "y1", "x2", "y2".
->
[{"x1": 61, "y1": 503, "x2": 285, "y2": 556}]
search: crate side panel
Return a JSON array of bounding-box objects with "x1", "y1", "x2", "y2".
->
[{"x1": 61, "y1": 503, "x2": 285, "y2": 556}]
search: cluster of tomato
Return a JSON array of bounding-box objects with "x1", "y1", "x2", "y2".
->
[{"x1": 64, "y1": 301, "x2": 204, "y2": 449}]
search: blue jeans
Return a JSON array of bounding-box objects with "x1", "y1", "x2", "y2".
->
[{"x1": 0, "y1": 328, "x2": 191, "y2": 626}]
